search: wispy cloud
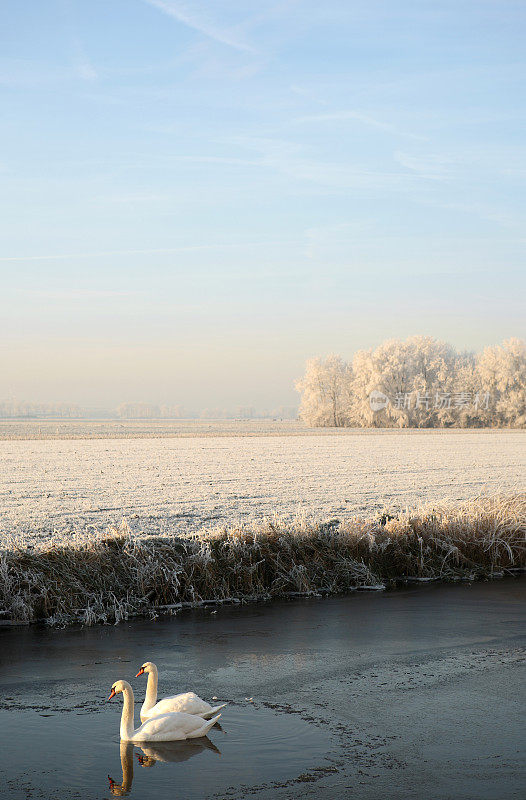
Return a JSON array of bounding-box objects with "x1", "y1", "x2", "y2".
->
[
  {"x1": 394, "y1": 151, "x2": 455, "y2": 181},
  {"x1": 294, "y1": 110, "x2": 427, "y2": 141},
  {"x1": 71, "y1": 36, "x2": 97, "y2": 81},
  {"x1": 0, "y1": 240, "x2": 299, "y2": 262},
  {"x1": 434, "y1": 200, "x2": 520, "y2": 229},
  {"x1": 0, "y1": 59, "x2": 67, "y2": 88},
  {"x1": 141, "y1": 0, "x2": 256, "y2": 52},
  {"x1": 231, "y1": 136, "x2": 420, "y2": 193},
  {"x1": 60, "y1": 0, "x2": 98, "y2": 80}
]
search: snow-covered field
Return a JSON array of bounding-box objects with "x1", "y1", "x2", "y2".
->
[{"x1": 0, "y1": 426, "x2": 524, "y2": 549}]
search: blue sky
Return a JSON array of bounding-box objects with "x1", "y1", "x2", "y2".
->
[{"x1": 1, "y1": 0, "x2": 525, "y2": 409}]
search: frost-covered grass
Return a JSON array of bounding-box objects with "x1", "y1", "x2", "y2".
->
[
  {"x1": 1, "y1": 428, "x2": 524, "y2": 548},
  {"x1": 1, "y1": 494, "x2": 524, "y2": 626}
]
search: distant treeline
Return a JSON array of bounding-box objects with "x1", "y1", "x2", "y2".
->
[
  {"x1": 115, "y1": 404, "x2": 297, "y2": 420},
  {"x1": 0, "y1": 401, "x2": 82, "y2": 419},
  {"x1": 0, "y1": 401, "x2": 297, "y2": 421},
  {"x1": 296, "y1": 336, "x2": 526, "y2": 428}
]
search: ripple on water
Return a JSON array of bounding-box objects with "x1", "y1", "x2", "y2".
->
[{"x1": 0, "y1": 703, "x2": 332, "y2": 799}]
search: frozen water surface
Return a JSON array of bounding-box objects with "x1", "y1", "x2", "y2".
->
[{"x1": 0, "y1": 580, "x2": 524, "y2": 799}]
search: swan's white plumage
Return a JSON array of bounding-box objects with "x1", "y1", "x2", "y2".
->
[
  {"x1": 137, "y1": 662, "x2": 226, "y2": 722},
  {"x1": 143, "y1": 691, "x2": 226, "y2": 720},
  {"x1": 131, "y1": 710, "x2": 219, "y2": 742},
  {"x1": 109, "y1": 680, "x2": 221, "y2": 742}
]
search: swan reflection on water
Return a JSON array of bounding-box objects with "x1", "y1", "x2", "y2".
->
[
  {"x1": 108, "y1": 737, "x2": 221, "y2": 795},
  {"x1": 137, "y1": 735, "x2": 221, "y2": 766}
]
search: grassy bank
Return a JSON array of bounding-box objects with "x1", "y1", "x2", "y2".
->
[{"x1": 1, "y1": 494, "x2": 524, "y2": 626}]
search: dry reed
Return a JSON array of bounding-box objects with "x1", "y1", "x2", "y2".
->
[{"x1": 0, "y1": 494, "x2": 524, "y2": 626}]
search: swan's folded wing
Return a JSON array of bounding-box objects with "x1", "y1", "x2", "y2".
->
[
  {"x1": 149, "y1": 692, "x2": 212, "y2": 717},
  {"x1": 135, "y1": 711, "x2": 206, "y2": 741}
]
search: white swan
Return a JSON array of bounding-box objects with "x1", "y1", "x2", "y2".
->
[
  {"x1": 108, "y1": 680, "x2": 221, "y2": 742},
  {"x1": 136, "y1": 661, "x2": 226, "y2": 723}
]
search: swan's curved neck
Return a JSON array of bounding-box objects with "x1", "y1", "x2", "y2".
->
[
  {"x1": 143, "y1": 666, "x2": 158, "y2": 713},
  {"x1": 120, "y1": 686, "x2": 136, "y2": 741}
]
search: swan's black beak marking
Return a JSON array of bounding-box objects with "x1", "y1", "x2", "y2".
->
[
  {"x1": 136, "y1": 667, "x2": 145, "y2": 677},
  {"x1": 107, "y1": 688, "x2": 117, "y2": 701}
]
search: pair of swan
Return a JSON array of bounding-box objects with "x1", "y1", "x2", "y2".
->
[{"x1": 108, "y1": 661, "x2": 226, "y2": 742}]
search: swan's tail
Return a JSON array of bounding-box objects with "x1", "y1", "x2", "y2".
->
[
  {"x1": 189, "y1": 713, "x2": 222, "y2": 739},
  {"x1": 201, "y1": 703, "x2": 227, "y2": 719}
]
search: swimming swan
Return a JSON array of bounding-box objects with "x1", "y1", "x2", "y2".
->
[
  {"x1": 108, "y1": 680, "x2": 221, "y2": 742},
  {"x1": 136, "y1": 661, "x2": 226, "y2": 722}
]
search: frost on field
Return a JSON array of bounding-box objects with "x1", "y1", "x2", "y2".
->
[{"x1": 0, "y1": 429, "x2": 524, "y2": 550}]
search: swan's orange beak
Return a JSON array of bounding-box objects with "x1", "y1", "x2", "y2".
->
[
  {"x1": 107, "y1": 688, "x2": 117, "y2": 701},
  {"x1": 136, "y1": 667, "x2": 145, "y2": 677}
]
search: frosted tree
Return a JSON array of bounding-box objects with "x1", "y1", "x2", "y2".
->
[
  {"x1": 354, "y1": 338, "x2": 420, "y2": 427},
  {"x1": 160, "y1": 405, "x2": 183, "y2": 419},
  {"x1": 296, "y1": 355, "x2": 353, "y2": 427},
  {"x1": 409, "y1": 336, "x2": 457, "y2": 426},
  {"x1": 350, "y1": 336, "x2": 456, "y2": 427},
  {"x1": 476, "y1": 338, "x2": 526, "y2": 427},
  {"x1": 116, "y1": 402, "x2": 161, "y2": 419},
  {"x1": 295, "y1": 335, "x2": 525, "y2": 428},
  {"x1": 446, "y1": 351, "x2": 481, "y2": 427},
  {"x1": 348, "y1": 347, "x2": 379, "y2": 426}
]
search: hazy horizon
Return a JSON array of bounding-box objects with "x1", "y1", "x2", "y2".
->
[
  {"x1": 1, "y1": 333, "x2": 523, "y2": 414},
  {"x1": 1, "y1": 0, "x2": 525, "y2": 409}
]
